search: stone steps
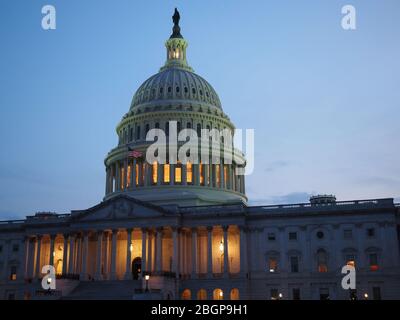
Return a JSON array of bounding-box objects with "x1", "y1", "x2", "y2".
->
[{"x1": 62, "y1": 280, "x2": 142, "y2": 300}]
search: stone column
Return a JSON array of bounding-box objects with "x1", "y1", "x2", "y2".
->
[
  {"x1": 138, "y1": 160, "x2": 143, "y2": 186},
  {"x1": 170, "y1": 164, "x2": 175, "y2": 185},
  {"x1": 124, "y1": 228, "x2": 132, "y2": 280},
  {"x1": 105, "y1": 167, "x2": 109, "y2": 195},
  {"x1": 227, "y1": 165, "x2": 232, "y2": 189},
  {"x1": 49, "y1": 235, "x2": 56, "y2": 266},
  {"x1": 24, "y1": 237, "x2": 30, "y2": 279},
  {"x1": 191, "y1": 228, "x2": 198, "y2": 279},
  {"x1": 35, "y1": 236, "x2": 42, "y2": 278},
  {"x1": 62, "y1": 234, "x2": 69, "y2": 275},
  {"x1": 155, "y1": 228, "x2": 163, "y2": 273},
  {"x1": 223, "y1": 226, "x2": 229, "y2": 278},
  {"x1": 172, "y1": 227, "x2": 179, "y2": 278},
  {"x1": 207, "y1": 226, "x2": 213, "y2": 278},
  {"x1": 115, "y1": 162, "x2": 120, "y2": 191},
  {"x1": 1, "y1": 240, "x2": 10, "y2": 280},
  {"x1": 157, "y1": 162, "x2": 162, "y2": 185},
  {"x1": 182, "y1": 163, "x2": 187, "y2": 185},
  {"x1": 239, "y1": 226, "x2": 248, "y2": 276},
  {"x1": 194, "y1": 164, "x2": 200, "y2": 186},
  {"x1": 68, "y1": 235, "x2": 75, "y2": 275},
  {"x1": 141, "y1": 228, "x2": 147, "y2": 277},
  {"x1": 95, "y1": 231, "x2": 103, "y2": 280},
  {"x1": 204, "y1": 163, "x2": 208, "y2": 186},
  {"x1": 80, "y1": 232, "x2": 89, "y2": 281},
  {"x1": 123, "y1": 159, "x2": 128, "y2": 190},
  {"x1": 209, "y1": 164, "x2": 214, "y2": 187},
  {"x1": 110, "y1": 230, "x2": 118, "y2": 280},
  {"x1": 147, "y1": 230, "x2": 153, "y2": 273}
]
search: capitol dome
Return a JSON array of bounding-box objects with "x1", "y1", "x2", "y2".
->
[
  {"x1": 104, "y1": 9, "x2": 247, "y2": 206},
  {"x1": 130, "y1": 68, "x2": 222, "y2": 110}
]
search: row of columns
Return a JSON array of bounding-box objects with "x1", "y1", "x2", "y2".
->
[
  {"x1": 106, "y1": 160, "x2": 245, "y2": 195},
  {"x1": 23, "y1": 226, "x2": 248, "y2": 281}
]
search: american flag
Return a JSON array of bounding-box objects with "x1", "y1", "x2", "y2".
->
[{"x1": 128, "y1": 149, "x2": 143, "y2": 158}]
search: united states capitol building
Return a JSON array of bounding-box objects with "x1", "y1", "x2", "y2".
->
[{"x1": 1, "y1": 10, "x2": 399, "y2": 300}]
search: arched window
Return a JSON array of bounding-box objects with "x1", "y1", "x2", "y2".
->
[
  {"x1": 187, "y1": 122, "x2": 192, "y2": 129},
  {"x1": 181, "y1": 289, "x2": 191, "y2": 300},
  {"x1": 164, "y1": 163, "x2": 170, "y2": 183},
  {"x1": 230, "y1": 288, "x2": 239, "y2": 300},
  {"x1": 197, "y1": 289, "x2": 207, "y2": 300},
  {"x1": 317, "y1": 249, "x2": 328, "y2": 272},
  {"x1": 213, "y1": 288, "x2": 224, "y2": 300}
]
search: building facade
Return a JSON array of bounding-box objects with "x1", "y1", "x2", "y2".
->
[{"x1": 1, "y1": 10, "x2": 400, "y2": 300}]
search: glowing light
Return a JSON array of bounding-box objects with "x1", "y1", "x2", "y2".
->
[
  {"x1": 130, "y1": 243, "x2": 133, "y2": 252},
  {"x1": 269, "y1": 269, "x2": 275, "y2": 273},
  {"x1": 364, "y1": 293, "x2": 369, "y2": 299},
  {"x1": 219, "y1": 291, "x2": 223, "y2": 297},
  {"x1": 278, "y1": 293, "x2": 283, "y2": 299},
  {"x1": 219, "y1": 240, "x2": 224, "y2": 253},
  {"x1": 145, "y1": 275, "x2": 150, "y2": 281}
]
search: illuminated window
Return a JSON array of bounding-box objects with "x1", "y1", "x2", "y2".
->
[
  {"x1": 142, "y1": 163, "x2": 145, "y2": 185},
  {"x1": 216, "y1": 165, "x2": 220, "y2": 187},
  {"x1": 346, "y1": 254, "x2": 356, "y2": 267},
  {"x1": 197, "y1": 289, "x2": 207, "y2": 300},
  {"x1": 120, "y1": 166, "x2": 125, "y2": 190},
  {"x1": 175, "y1": 162, "x2": 182, "y2": 183},
  {"x1": 127, "y1": 164, "x2": 131, "y2": 188},
  {"x1": 10, "y1": 266, "x2": 17, "y2": 281},
  {"x1": 199, "y1": 162, "x2": 204, "y2": 185},
  {"x1": 268, "y1": 258, "x2": 278, "y2": 272},
  {"x1": 230, "y1": 288, "x2": 239, "y2": 300},
  {"x1": 181, "y1": 289, "x2": 191, "y2": 300},
  {"x1": 152, "y1": 162, "x2": 158, "y2": 184},
  {"x1": 186, "y1": 162, "x2": 193, "y2": 184},
  {"x1": 135, "y1": 163, "x2": 139, "y2": 186},
  {"x1": 224, "y1": 165, "x2": 228, "y2": 188},
  {"x1": 164, "y1": 164, "x2": 170, "y2": 183},
  {"x1": 317, "y1": 249, "x2": 328, "y2": 273},
  {"x1": 213, "y1": 288, "x2": 223, "y2": 300},
  {"x1": 369, "y1": 253, "x2": 379, "y2": 271}
]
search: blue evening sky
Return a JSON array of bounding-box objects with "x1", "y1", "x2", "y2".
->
[{"x1": 0, "y1": 0, "x2": 399, "y2": 219}]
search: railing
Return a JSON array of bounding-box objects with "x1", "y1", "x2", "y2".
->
[{"x1": 250, "y1": 198, "x2": 394, "y2": 211}]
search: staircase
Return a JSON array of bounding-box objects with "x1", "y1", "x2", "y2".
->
[{"x1": 63, "y1": 280, "x2": 141, "y2": 300}]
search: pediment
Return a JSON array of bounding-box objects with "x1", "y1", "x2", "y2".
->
[{"x1": 72, "y1": 195, "x2": 169, "y2": 222}]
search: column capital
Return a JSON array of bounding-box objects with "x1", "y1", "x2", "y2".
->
[
  {"x1": 49, "y1": 234, "x2": 57, "y2": 240},
  {"x1": 191, "y1": 227, "x2": 198, "y2": 234},
  {"x1": 126, "y1": 228, "x2": 133, "y2": 234},
  {"x1": 156, "y1": 227, "x2": 164, "y2": 233},
  {"x1": 206, "y1": 226, "x2": 214, "y2": 232},
  {"x1": 238, "y1": 225, "x2": 248, "y2": 232},
  {"x1": 63, "y1": 233, "x2": 70, "y2": 239},
  {"x1": 141, "y1": 227, "x2": 148, "y2": 233},
  {"x1": 36, "y1": 234, "x2": 43, "y2": 240},
  {"x1": 222, "y1": 225, "x2": 229, "y2": 232}
]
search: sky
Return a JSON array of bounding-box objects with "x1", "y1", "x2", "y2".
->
[{"x1": 0, "y1": 0, "x2": 399, "y2": 219}]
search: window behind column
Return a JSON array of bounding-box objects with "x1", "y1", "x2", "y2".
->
[
  {"x1": 186, "y1": 161, "x2": 193, "y2": 184},
  {"x1": 164, "y1": 164, "x2": 170, "y2": 183},
  {"x1": 152, "y1": 161, "x2": 158, "y2": 184},
  {"x1": 175, "y1": 161, "x2": 182, "y2": 183}
]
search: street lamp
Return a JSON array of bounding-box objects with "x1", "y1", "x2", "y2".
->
[
  {"x1": 364, "y1": 293, "x2": 369, "y2": 300},
  {"x1": 278, "y1": 293, "x2": 283, "y2": 300},
  {"x1": 145, "y1": 274, "x2": 150, "y2": 292}
]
